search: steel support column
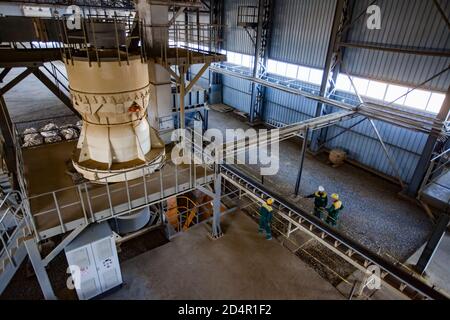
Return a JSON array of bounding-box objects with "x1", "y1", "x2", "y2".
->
[
  {"x1": 406, "y1": 87, "x2": 450, "y2": 197},
  {"x1": 211, "y1": 170, "x2": 223, "y2": 238},
  {"x1": 248, "y1": 0, "x2": 273, "y2": 124},
  {"x1": 0, "y1": 96, "x2": 18, "y2": 187},
  {"x1": 311, "y1": 0, "x2": 348, "y2": 152},
  {"x1": 415, "y1": 214, "x2": 450, "y2": 275},
  {"x1": 24, "y1": 238, "x2": 57, "y2": 300},
  {"x1": 294, "y1": 128, "x2": 310, "y2": 196},
  {"x1": 209, "y1": 0, "x2": 225, "y2": 104}
]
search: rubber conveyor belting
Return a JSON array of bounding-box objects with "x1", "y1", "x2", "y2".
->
[{"x1": 220, "y1": 164, "x2": 449, "y2": 300}]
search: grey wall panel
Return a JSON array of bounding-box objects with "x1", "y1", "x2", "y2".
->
[
  {"x1": 270, "y1": 0, "x2": 337, "y2": 68},
  {"x1": 343, "y1": 0, "x2": 450, "y2": 92},
  {"x1": 263, "y1": 87, "x2": 319, "y2": 125},
  {"x1": 223, "y1": 0, "x2": 258, "y2": 55},
  {"x1": 223, "y1": 74, "x2": 252, "y2": 113},
  {"x1": 325, "y1": 124, "x2": 422, "y2": 183},
  {"x1": 324, "y1": 90, "x2": 428, "y2": 183}
]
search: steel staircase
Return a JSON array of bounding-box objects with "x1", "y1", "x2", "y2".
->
[{"x1": 0, "y1": 185, "x2": 32, "y2": 295}]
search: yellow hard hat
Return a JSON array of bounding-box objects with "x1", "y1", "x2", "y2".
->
[
  {"x1": 331, "y1": 193, "x2": 339, "y2": 201},
  {"x1": 266, "y1": 198, "x2": 274, "y2": 205}
]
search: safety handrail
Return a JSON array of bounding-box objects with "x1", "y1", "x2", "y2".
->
[
  {"x1": 0, "y1": 191, "x2": 22, "y2": 211},
  {"x1": 221, "y1": 164, "x2": 449, "y2": 300}
]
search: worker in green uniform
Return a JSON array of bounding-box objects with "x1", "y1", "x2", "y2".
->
[
  {"x1": 326, "y1": 194, "x2": 344, "y2": 227},
  {"x1": 259, "y1": 198, "x2": 274, "y2": 240},
  {"x1": 305, "y1": 186, "x2": 328, "y2": 219}
]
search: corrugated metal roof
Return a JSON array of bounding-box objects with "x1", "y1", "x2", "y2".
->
[{"x1": 344, "y1": 0, "x2": 450, "y2": 92}]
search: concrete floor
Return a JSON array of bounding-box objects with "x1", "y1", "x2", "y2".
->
[
  {"x1": 107, "y1": 212, "x2": 343, "y2": 300},
  {"x1": 208, "y1": 108, "x2": 433, "y2": 261}
]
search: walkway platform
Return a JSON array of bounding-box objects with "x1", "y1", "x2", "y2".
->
[
  {"x1": 421, "y1": 170, "x2": 450, "y2": 212},
  {"x1": 22, "y1": 141, "x2": 214, "y2": 240}
]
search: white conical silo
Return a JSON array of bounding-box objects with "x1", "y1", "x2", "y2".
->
[{"x1": 65, "y1": 53, "x2": 165, "y2": 182}]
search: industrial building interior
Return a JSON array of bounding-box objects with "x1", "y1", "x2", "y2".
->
[{"x1": 0, "y1": 0, "x2": 449, "y2": 301}]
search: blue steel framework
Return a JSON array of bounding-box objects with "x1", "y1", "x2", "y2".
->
[
  {"x1": 206, "y1": 0, "x2": 450, "y2": 277},
  {"x1": 211, "y1": 0, "x2": 450, "y2": 194}
]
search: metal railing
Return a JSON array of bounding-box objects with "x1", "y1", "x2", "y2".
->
[
  {"x1": 220, "y1": 164, "x2": 449, "y2": 300},
  {"x1": 418, "y1": 140, "x2": 450, "y2": 197},
  {"x1": 17, "y1": 149, "x2": 216, "y2": 241},
  {"x1": 0, "y1": 191, "x2": 32, "y2": 271},
  {"x1": 1, "y1": 0, "x2": 135, "y2": 9}
]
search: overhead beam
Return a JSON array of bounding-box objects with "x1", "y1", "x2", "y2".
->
[
  {"x1": 210, "y1": 66, "x2": 444, "y2": 134},
  {"x1": 339, "y1": 42, "x2": 450, "y2": 57},
  {"x1": 432, "y1": 0, "x2": 450, "y2": 30},
  {"x1": 0, "y1": 49, "x2": 61, "y2": 68}
]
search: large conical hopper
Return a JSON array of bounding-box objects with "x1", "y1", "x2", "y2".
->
[{"x1": 65, "y1": 53, "x2": 165, "y2": 182}]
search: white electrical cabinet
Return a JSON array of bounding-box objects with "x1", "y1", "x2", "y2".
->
[{"x1": 65, "y1": 222, "x2": 122, "y2": 300}]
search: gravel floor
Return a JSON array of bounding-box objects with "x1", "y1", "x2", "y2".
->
[{"x1": 208, "y1": 109, "x2": 433, "y2": 261}]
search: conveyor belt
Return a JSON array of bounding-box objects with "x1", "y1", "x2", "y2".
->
[{"x1": 220, "y1": 164, "x2": 449, "y2": 300}]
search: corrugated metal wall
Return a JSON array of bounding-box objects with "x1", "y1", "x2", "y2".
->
[
  {"x1": 216, "y1": 0, "x2": 449, "y2": 183},
  {"x1": 222, "y1": 75, "x2": 253, "y2": 113},
  {"x1": 344, "y1": 0, "x2": 450, "y2": 92},
  {"x1": 264, "y1": 86, "x2": 319, "y2": 125},
  {"x1": 325, "y1": 92, "x2": 428, "y2": 183},
  {"x1": 270, "y1": 0, "x2": 337, "y2": 68},
  {"x1": 223, "y1": 0, "x2": 258, "y2": 55}
]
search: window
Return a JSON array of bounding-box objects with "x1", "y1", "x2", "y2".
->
[
  {"x1": 286, "y1": 63, "x2": 298, "y2": 79},
  {"x1": 385, "y1": 85, "x2": 408, "y2": 105},
  {"x1": 297, "y1": 66, "x2": 311, "y2": 82},
  {"x1": 309, "y1": 69, "x2": 324, "y2": 85},
  {"x1": 267, "y1": 59, "x2": 277, "y2": 74},
  {"x1": 227, "y1": 52, "x2": 238, "y2": 64},
  {"x1": 221, "y1": 54, "x2": 445, "y2": 114},
  {"x1": 427, "y1": 93, "x2": 445, "y2": 113},
  {"x1": 366, "y1": 81, "x2": 387, "y2": 100},
  {"x1": 352, "y1": 77, "x2": 369, "y2": 96},
  {"x1": 241, "y1": 54, "x2": 252, "y2": 68},
  {"x1": 404, "y1": 90, "x2": 431, "y2": 110},
  {"x1": 336, "y1": 74, "x2": 353, "y2": 92},
  {"x1": 276, "y1": 61, "x2": 288, "y2": 76}
]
